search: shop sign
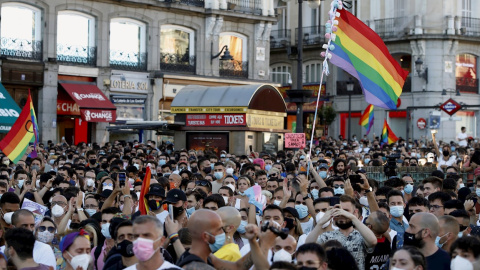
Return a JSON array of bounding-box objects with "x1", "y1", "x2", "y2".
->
[
  {"x1": 110, "y1": 72, "x2": 149, "y2": 93},
  {"x1": 111, "y1": 97, "x2": 146, "y2": 104},
  {"x1": 285, "y1": 133, "x2": 306, "y2": 148},
  {"x1": 186, "y1": 114, "x2": 246, "y2": 127},
  {"x1": 246, "y1": 114, "x2": 284, "y2": 130},
  {"x1": 81, "y1": 109, "x2": 116, "y2": 122},
  {"x1": 172, "y1": 107, "x2": 248, "y2": 114},
  {"x1": 57, "y1": 100, "x2": 81, "y2": 116}
]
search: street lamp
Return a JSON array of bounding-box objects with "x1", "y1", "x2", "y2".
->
[
  {"x1": 346, "y1": 78, "x2": 354, "y2": 141},
  {"x1": 286, "y1": 0, "x2": 322, "y2": 134},
  {"x1": 415, "y1": 57, "x2": 428, "y2": 84},
  {"x1": 211, "y1": 45, "x2": 233, "y2": 64}
]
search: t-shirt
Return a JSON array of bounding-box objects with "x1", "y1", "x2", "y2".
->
[
  {"x1": 426, "y1": 248, "x2": 450, "y2": 270},
  {"x1": 458, "y1": 132, "x2": 468, "y2": 147},
  {"x1": 300, "y1": 218, "x2": 314, "y2": 235},
  {"x1": 123, "y1": 260, "x2": 181, "y2": 269},
  {"x1": 214, "y1": 243, "x2": 241, "y2": 262},
  {"x1": 437, "y1": 155, "x2": 456, "y2": 170},
  {"x1": 33, "y1": 241, "x2": 56, "y2": 269},
  {"x1": 365, "y1": 237, "x2": 391, "y2": 270},
  {"x1": 211, "y1": 180, "x2": 223, "y2": 194}
]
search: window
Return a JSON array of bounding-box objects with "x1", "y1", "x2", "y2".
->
[
  {"x1": 304, "y1": 62, "x2": 322, "y2": 83},
  {"x1": 160, "y1": 25, "x2": 195, "y2": 73},
  {"x1": 462, "y1": 0, "x2": 472, "y2": 19},
  {"x1": 270, "y1": 65, "x2": 292, "y2": 85},
  {"x1": 0, "y1": 3, "x2": 42, "y2": 60},
  {"x1": 57, "y1": 11, "x2": 96, "y2": 65},
  {"x1": 109, "y1": 18, "x2": 147, "y2": 71},
  {"x1": 219, "y1": 33, "x2": 247, "y2": 62},
  {"x1": 456, "y1": 53, "x2": 478, "y2": 93}
]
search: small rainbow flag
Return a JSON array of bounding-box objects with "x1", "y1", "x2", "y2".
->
[
  {"x1": 139, "y1": 167, "x2": 152, "y2": 215},
  {"x1": 359, "y1": 104, "x2": 374, "y2": 135},
  {"x1": 330, "y1": 9, "x2": 409, "y2": 110},
  {"x1": 0, "y1": 91, "x2": 39, "y2": 163},
  {"x1": 381, "y1": 119, "x2": 398, "y2": 145}
]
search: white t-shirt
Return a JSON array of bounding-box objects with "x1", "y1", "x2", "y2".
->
[
  {"x1": 458, "y1": 132, "x2": 468, "y2": 146},
  {"x1": 300, "y1": 218, "x2": 314, "y2": 235},
  {"x1": 437, "y1": 155, "x2": 456, "y2": 169},
  {"x1": 33, "y1": 240, "x2": 56, "y2": 268},
  {"x1": 156, "y1": 211, "x2": 169, "y2": 223},
  {"x1": 124, "y1": 260, "x2": 181, "y2": 269}
]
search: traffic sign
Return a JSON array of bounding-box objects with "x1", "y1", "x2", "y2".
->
[
  {"x1": 417, "y1": 118, "x2": 426, "y2": 130},
  {"x1": 440, "y1": 98, "x2": 462, "y2": 116}
]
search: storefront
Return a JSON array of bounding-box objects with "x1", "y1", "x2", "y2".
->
[
  {"x1": 109, "y1": 71, "x2": 149, "y2": 141},
  {"x1": 56, "y1": 82, "x2": 116, "y2": 145},
  {"x1": 171, "y1": 84, "x2": 287, "y2": 155}
]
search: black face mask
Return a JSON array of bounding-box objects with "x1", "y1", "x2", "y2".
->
[
  {"x1": 89, "y1": 159, "x2": 97, "y2": 164},
  {"x1": 148, "y1": 199, "x2": 162, "y2": 211},
  {"x1": 203, "y1": 167, "x2": 212, "y2": 174},
  {"x1": 460, "y1": 225, "x2": 468, "y2": 232},
  {"x1": 443, "y1": 150, "x2": 450, "y2": 157},
  {"x1": 284, "y1": 217, "x2": 295, "y2": 230},
  {"x1": 335, "y1": 220, "x2": 353, "y2": 230},
  {"x1": 173, "y1": 205, "x2": 185, "y2": 218},
  {"x1": 70, "y1": 223, "x2": 80, "y2": 230},
  {"x1": 98, "y1": 201, "x2": 104, "y2": 210},
  {"x1": 403, "y1": 230, "x2": 425, "y2": 248},
  {"x1": 191, "y1": 167, "x2": 198, "y2": 173},
  {"x1": 116, "y1": 240, "x2": 134, "y2": 257}
]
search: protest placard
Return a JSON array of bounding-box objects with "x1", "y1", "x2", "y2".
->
[{"x1": 285, "y1": 133, "x2": 306, "y2": 148}]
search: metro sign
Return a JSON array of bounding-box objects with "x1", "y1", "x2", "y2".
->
[{"x1": 440, "y1": 98, "x2": 462, "y2": 116}]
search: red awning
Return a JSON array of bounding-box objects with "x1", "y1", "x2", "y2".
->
[{"x1": 60, "y1": 83, "x2": 116, "y2": 122}]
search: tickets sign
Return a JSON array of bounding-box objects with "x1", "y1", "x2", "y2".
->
[
  {"x1": 186, "y1": 114, "x2": 246, "y2": 127},
  {"x1": 285, "y1": 133, "x2": 306, "y2": 148}
]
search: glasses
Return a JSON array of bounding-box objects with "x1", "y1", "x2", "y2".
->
[
  {"x1": 429, "y1": 205, "x2": 444, "y2": 210},
  {"x1": 51, "y1": 201, "x2": 66, "y2": 207},
  {"x1": 103, "y1": 183, "x2": 113, "y2": 186},
  {"x1": 196, "y1": 181, "x2": 211, "y2": 187},
  {"x1": 38, "y1": 226, "x2": 55, "y2": 233}
]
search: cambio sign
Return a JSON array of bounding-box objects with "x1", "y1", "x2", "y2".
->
[{"x1": 82, "y1": 109, "x2": 114, "y2": 122}]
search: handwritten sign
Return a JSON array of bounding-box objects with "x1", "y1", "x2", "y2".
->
[
  {"x1": 285, "y1": 133, "x2": 306, "y2": 148},
  {"x1": 22, "y1": 198, "x2": 48, "y2": 225}
]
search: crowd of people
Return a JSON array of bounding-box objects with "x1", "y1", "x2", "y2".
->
[{"x1": 0, "y1": 128, "x2": 479, "y2": 270}]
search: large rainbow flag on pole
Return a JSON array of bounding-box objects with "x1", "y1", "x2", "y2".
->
[
  {"x1": 139, "y1": 167, "x2": 152, "y2": 215},
  {"x1": 359, "y1": 104, "x2": 374, "y2": 135},
  {"x1": 381, "y1": 119, "x2": 398, "y2": 145},
  {"x1": 0, "y1": 91, "x2": 39, "y2": 163},
  {"x1": 329, "y1": 9, "x2": 409, "y2": 110}
]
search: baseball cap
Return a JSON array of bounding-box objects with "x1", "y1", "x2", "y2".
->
[
  {"x1": 146, "y1": 184, "x2": 166, "y2": 198},
  {"x1": 164, "y1": 189, "x2": 187, "y2": 204},
  {"x1": 283, "y1": 207, "x2": 300, "y2": 220},
  {"x1": 96, "y1": 171, "x2": 109, "y2": 181},
  {"x1": 318, "y1": 163, "x2": 329, "y2": 170}
]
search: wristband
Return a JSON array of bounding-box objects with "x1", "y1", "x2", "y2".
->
[
  {"x1": 169, "y1": 233, "x2": 179, "y2": 239},
  {"x1": 123, "y1": 194, "x2": 132, "y2": 199},
  {"x1": 303, "y1": 195, "x2": 311, "y2": 200},
  {"x1": 77, "y1": 208, "x2": 84, "y2": 211},
  {"x1": 170, "y1": 236, "x2": 179, "y2": 244}
]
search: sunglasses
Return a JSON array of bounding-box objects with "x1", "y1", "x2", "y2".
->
[
  {"x1": 196, "y1": 181, "x2": 211, "y2": 187},
  {"x1": 38, "y1": 226, "x2": 55, "y2": 233}
]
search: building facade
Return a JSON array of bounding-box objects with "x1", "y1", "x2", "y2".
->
[
  {"x1": 270, "y1": 0, "x2": 480, "y2": 142},
  {"x1": 0, "y1": 0, "x2": 275, "y2": 144}
]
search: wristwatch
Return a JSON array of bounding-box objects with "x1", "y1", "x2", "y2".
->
[{"x1": 365, "y1": 187, "x2": 372, "y2": 193}]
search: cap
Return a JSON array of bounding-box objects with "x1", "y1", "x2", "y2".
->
[
  {"x1": 283, "y1": 207, "x2": 299, "y2": 220},
  {"x1": 164, "y1": 189, "x2": 187, "y2": 204},
  {"x1": 95, "y1": 189, "x2": 113, "y2": 199},
  {"x1": 318, "y1": 163, "x2": 329, "y2": 170},
  {"x1": 96, "y1": 171, "x2": 108, "y2": 181},
  {"x1": 146, "y1": 184, "x2": 166, "y2": 198},
  {"x1": 60, "y1": 229, "x2": 90, "y2": 253}
]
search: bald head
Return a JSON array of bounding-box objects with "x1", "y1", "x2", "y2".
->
[
  {"x1": 217, "y1": 206, "x2": 241, "y2": 230},
  {"x1": 273, "y1": 235, "x2": 297, "y2": 254},
  {"x1": 438, "y1": 215, "x2": 460, "y2": 235},
  {"x1": 412, "y1": 212, "x2": 439, "y2": 238},
  {"x1": 169, "y1": 174, "x2": 181, "y2": 188},
  {"x1": 188, "y1": 209, "x2": 222, "y2": 239},
  {"x1": 367, "y1": 211, "x2": 389, "y2": 235}
]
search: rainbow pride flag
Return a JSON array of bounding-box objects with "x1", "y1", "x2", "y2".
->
[
  {"x1": 381, "y1": 119, "x2": 398, "y2": 145},
  {"x1": 0, "y1": 92, "x2": 39, "y2": 163},
  {"x1": 139, "y1": 167, "x2": 152, "y2": 215},
  {"x1": 330, "y1": 9, "x2": 409, "y2": 110},
  {"x1": 359, "y1": 104, "x2": 374, "y2": 135}
]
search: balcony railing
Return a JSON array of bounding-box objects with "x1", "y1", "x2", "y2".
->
[
  {"x1": 294, "y1": 26, "x2": 325, "y2": 46},
  {"x1": 160, "y1": 52, "x2": 196, "y2": 73},
  {"x1": 456, "y1": 77, "x2": 478, "y2": 93},
  {"x1": 220, "y1": 60, "x2": 248, "y2": 78},
  {"x1": 270, "y1": 29, "x2": 291, "y2": 48},
  {"x1": 226, "y1": 0, "x2": 261, "y2": 15},
  {"x1": 373, "y1": 17, "x2": 410, "y2": 39},
  {"x1": 110, "y1": 51, "x2": 148, "y2": 71},
  {"x1": 164, "y1": 0, "x2": 205, "y2": 7},
  {"x1": 0, "y1": 37, "x2": 42, "y2": 61},
  {"x1": 461, "y1": 17, "x2": 480, "y2": 36},
  {"x1": 57, "y1": 44, "x2": 97, "y2": 66}
]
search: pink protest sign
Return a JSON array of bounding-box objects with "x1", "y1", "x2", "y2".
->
[{"x1": 285, "y1": 133, "x2": 306, "y2": 148}]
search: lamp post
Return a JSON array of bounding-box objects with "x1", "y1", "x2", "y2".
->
[
  {"x1": 346, "y1": 78, "x2": 354, "y2": 140},
  {"x1": 415, "y1": 57, "x2": 428, "y2": 84}
]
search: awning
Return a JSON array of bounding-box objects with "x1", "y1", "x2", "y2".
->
[
  {"x1": 59, "y1": 83, "x2": 116, "y2": 122},
  {"x1": 0, "y1": 83, "x2": 22, "y2": 133}
]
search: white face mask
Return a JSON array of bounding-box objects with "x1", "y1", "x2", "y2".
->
[
  {"x1": 86, "y1": 178, "x2": 95, "y2": 187},
  {"x1": 222, "y1": 196, "x2": 229, "y2": 205},
  {"x1": 37, "y1": 230, "x2": 55, "y2": 243},
  {"x1": 17, "y1": 179, "x2": 25, "y2": 189},
  {"x1": 3, "y1": 211, "x2": 13, "y2": 224},
  {"x1": 273, "y1": 248, "x2": 292, "y2": 263},
  {"x1": 359, "y1": 196, "x2": 369, "y2": 207},
  {"x1": 226, "y1": 184, "x2": 236, "y2": 192},
  {"x1": 273, "y1": 200, "x2": 281, "y2": 206},
  {"x1": 67, "y1": 252, "x2": 91, "y2": 270},
  {"x1": 35, "y1": 179, "x2": 41, "y2": 189},
  {"x1": 450, "y1": 255, "x2": 473, "y2": 270},
  {"x1": 51, "y1": 205, "x2": 65, "y2": 217},
  {"x1": 226, "y1": 168, "x2": 234, "y2": 175}
]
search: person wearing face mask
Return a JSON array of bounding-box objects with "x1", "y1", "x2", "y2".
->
[
  {"x1": 60, "y1": 230, "x2": 92, "y2": 270},
  {"x1": 123, "y1": 216, "x2": 180, "y2": 269},
  {"x1": 0, "y1": 192, "x2": 20, "y2": 229},
  {"x1": 214, "y1": 207, "x2": 242, "y2": 262},
  {"x1": 432, "y1": 132, "x2": 456, "y2": 171},
  {"x1": 35, "y1": 217, "x2": 62, "y2": 269},
  {"x1": 282, "y1": 207, "x2": 307, "y2": 247},
  {"x1": 5, "y1": 227, "x2": 50, "y2": 270},
  {"x1": 210, "y1": 162, "x2": 226, "y2": 194},
  {"x1": 363, "y1": 211, "x2": 391, "y2": 270},
  {"x1": 198, "y1": 159, "x2": 212, "y2": 178},
  {"x1": 92, "y1": 207, "x2": 120, "y2": 270},
  {"x1": 402, "y1": 213, "x2": 451, "y2": 270},
  {"x1": 387, "y1": 190, "x2": 408, "y2": 233},
  {"x1": 390, "y1": 247, "x2": 426, "y2": 270},
  {"x1": 295, "y1": 203, "x2": 314, "y2": 235},
  {"x1": 49, "y1": 195, "x2": 69, "y2": 228},
  {"x1": 185, "y1": 189, "x2": 206, "y2": 217},
  {"x1": 164, "y1": 189, "x2": 188, "y2": 223},
  {"x1": 317, "y1": 163, "x2": 330, "y2": 180},
  {"x1": 436, "y1": 215, "x2": 459, "y2": 252},
  {"x1": 137, "y1": 184, "x2": 168, "y2": 223},
  {"x1": 271, "y1": 235, "x2": 297, "y2": 263},
  {"x1": 12, "y1": 169, "x2": 28, "y2": 196},
  {"x1": 306, "y1": 195, "x2": 377, "y2": 270},
  {"x1": 103, "y1": 219, "x2": 138, "y2": 269},
  {"x1": 296, "y1": 243, "x2": 328, "y2": 270}
]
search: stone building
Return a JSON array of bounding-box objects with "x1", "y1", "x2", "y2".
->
[
  {"x1": 270, "y1": 0, "x2": 480, "y2": 142},
  {"x1": 0, "y1": 0, "x2": 275, "y2": 143}
]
